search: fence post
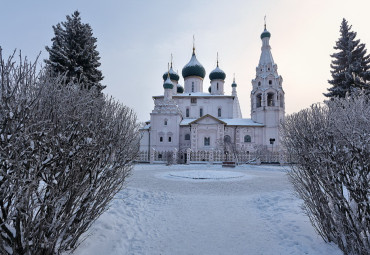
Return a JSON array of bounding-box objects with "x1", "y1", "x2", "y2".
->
[
  {"x1": 186, "y1": 148, "x2": 191, "y2": 164},
  {"x1": 173, "y1": 148, "x2": 177, "y2": 165},
  {"x1": 150, "y1": 148, "x2": 155, "y2": 164}
]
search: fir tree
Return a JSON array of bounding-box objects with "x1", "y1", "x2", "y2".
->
[
  {"x1": 45, "y1": 11, "x2": 105, "y2": 92},
  {"x1": 325, "y1": 18, "x2": 370, "y2": 98}
]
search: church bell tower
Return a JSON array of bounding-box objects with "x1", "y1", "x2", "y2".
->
[{"x1": 251, "y1": 22, "x2": 285, "y2": 150}]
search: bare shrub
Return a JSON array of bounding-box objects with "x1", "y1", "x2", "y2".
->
[
  {"x1": 281, "y1": 93, "x2": 370, "y2": 255},
  {"x1": 0, "y1": 50, "x2": 140, "y2": 254}
]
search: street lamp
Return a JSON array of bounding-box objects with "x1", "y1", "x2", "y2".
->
[{"x1": 269, "y1": 138, "x2": 275, "y2": 162}]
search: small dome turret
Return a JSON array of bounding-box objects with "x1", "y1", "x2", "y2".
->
[
  {"x1": 163, "y1": 65, "x2": 180, "y2": 81},
  {"x1": 182, "y1": 49, "x2": 206, "y2": 79},
  {"x1": 163, "y1": 76, "x2": 174, "y2": 89},
  {"x1": 232, "y1": 74, "x2": 237, "y2": 87},
  {"x1": 177, "y1": 84, "x2": 184, "y2": 93},
  {"x1": 209, "y1": 66, "x2": 226, "y2": 80},
  {"x1": 261, "y1": 29, "x2": 271, "y2": 39}
]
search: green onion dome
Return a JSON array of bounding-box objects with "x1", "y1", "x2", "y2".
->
[
  {"x1": 182, "y1": 52, "x2": 206, "y2": 79},
  {"x1": 208, "y1": 86, "x2": 211, "y2": 93},
  {"x1": 232, "y1": 80, "x2": 237, "y2": 87},
  {"x1": 177, "y1": 84, "x2": 184, "y2": 93},
  {"x1": 261, "y1": 28, "x2": 271, "y2": 39},
  {"x1": 209, "y1": 66, "x2": 226, "y2": 80},
  {"x1": 163, "y1": 76, "x2": 174, "y2": 89},
  {"x1": 163, "y1": 67, "x2": 180, "y2": 81}
]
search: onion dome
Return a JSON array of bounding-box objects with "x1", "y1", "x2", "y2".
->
[
  {"x1": 261, "y1": 28, "x2": 271, "y2": 39},
  {"x1": 163, "y1": 76, "x2": 174, "y2": 89},
  {"x1": 182, "y1": 49, "x2": 206, "y2": 79},
  {"x1": 231, "y1": 75, "x2": 237, "y2": 87},
  {"x1": 209, "y1": 66, "x2": 226, "y2": 80},
  {"x1": 208, "y1": 86, "x2": 211, "y2": 93},
  {"x1": 177, "y1": 84, "x2": 184, "y2": 93},
  {"x1": 232, "y1": 80, "x2": 237, "y2": 87},
  {"x1": 162, "y1": 65, "x2": 180, "y2": 81}
]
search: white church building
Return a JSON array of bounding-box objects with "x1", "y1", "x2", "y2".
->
[{"x1": 139, "y1": 25, "x2": 285, "y2": 163}]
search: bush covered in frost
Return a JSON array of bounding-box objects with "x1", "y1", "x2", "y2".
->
[
  {"x1": 281, "y1": 93, "x2": 370, "y2": 255},
  {"x1": 0, "y1": 50, "x2": 140, "y2": 254}
]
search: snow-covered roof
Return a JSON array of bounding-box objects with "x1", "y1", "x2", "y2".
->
[
  {"x1": 153, "y1": 92, "x2": 234, "y2": 99},
  {"x1": 140, "y1": 123, "x2": 151, "y2": 130},
  {"x1": 180, "y1": 118, "x2": 263, "y2": 127},
  {"x1": 220, "y1": 118, "x2": 264, "y2": 126}
]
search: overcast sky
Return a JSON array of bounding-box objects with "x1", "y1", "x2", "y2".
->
[{"x1": 1, "y1": 0, "x2": 369, "y2": 122}]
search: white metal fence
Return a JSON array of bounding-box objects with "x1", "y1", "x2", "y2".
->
[{"x1": 137, "y1": 149, "x2": 282, "y2": 164}]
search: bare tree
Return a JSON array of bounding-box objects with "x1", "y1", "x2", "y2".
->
[
  {"x1": 281, "y1": 92, "x2": 370, "y2": 255},
  {"x1": 0, "y1": 50, "x2": 140, "y2": 254}
]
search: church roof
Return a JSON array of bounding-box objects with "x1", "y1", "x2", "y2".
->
[
  {"x1": 182, "y1": 51, "x2": 206, "y2": 79},
  {"x1": 188, "y1": 114, "x2": 227, "y2": 125},
  {"x1": 180, "y1": 117, "x2": 264, "y2": 127},
  {"x1": 153, "y1": 92, "x2": 235, "y2": 99},
  {"x1": 209, "y1": 66, "x2": 226, "y2": 80},
  {"x1": 259, "y1": 27, "x2": 275, "y2": 66},
  {"x1": 163, "y1": 66, "x2": 180, "y2": 81}
]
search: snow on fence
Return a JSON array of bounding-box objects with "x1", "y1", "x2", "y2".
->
[{"x1": 137, "y1": 150, "x2": 283, "y2": 164}]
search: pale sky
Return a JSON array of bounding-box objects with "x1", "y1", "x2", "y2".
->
[{"x1": 1, "y1": 0, "x2": 369, "y2": 122}]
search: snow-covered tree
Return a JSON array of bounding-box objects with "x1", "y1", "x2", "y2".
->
[
  {"x1": 281, "y1": 93, "x2": 370, "y2": 254},
  {"x1": 0, "y1": 50, "x2": 139, "y2": 254},
  {"x1": 45, "y1": 11, "x2": 105, "y2": 92},
  {"x1": 325, "y1": 18, "x2": 370, "y2": 98}
]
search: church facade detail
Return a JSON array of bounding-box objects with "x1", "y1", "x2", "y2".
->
[{"x1": 139, "y1": 26, "x2": 285, "y2": 163}]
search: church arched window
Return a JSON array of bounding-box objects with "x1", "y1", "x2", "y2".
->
[
  {"x1": 224, "y1": 135, "x2": 231, "y2": 143},
  {"x1": 199, "y1": 108, "x2": 203, "y2": 117},
  {"x1": 217, "y1": 83, "x2": 219, "y2": 90},
  {"x1": 186, "y1": 108, "x2": 189, "y2": 117},
  {"x1": 185, "y1": 134, "x2": 190, "y2": 140},
  {"x1": 258, "y1": 81, "x2": 261, "y2": 86},
  {"x1": 218, "y1": 107, "x2": 222, "y2": 117},
  {"x1": 280, "y1": 93, "x2": 284, "y2": 108},
  {"x1": 256, "y1": 94, "x2": 262, "y2": 108},
  {"x1": 204, "y1": 137, "x2": 210, "y2": 146},
  {"x1": 192, "y1": 82, "x2": 194, "y2": 92},
  {"x1": 164, "y1": 119, "x2": 168, "y2": 126},
  {"x1": 269, "y1": 80, "x2": 272, "y2": 85},
  {"x1": 267, "y1": 92, "x2": 274, "y2": 106},
  {"x1": 244, "y1": 135, "x2": 251, "y2": 143}
]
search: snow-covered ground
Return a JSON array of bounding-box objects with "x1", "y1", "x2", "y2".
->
[{"x1": 73, "y1": 164, "x2": 342, "y2": 255}]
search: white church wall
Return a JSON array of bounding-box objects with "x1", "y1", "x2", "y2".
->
[{"x1": 184, "y1": 77, "x2": 203, "y2": 93}]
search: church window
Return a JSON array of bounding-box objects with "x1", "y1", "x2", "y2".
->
[
  {"x1": 204, "y1": 137, "x2": 210, "y2": 146},
  {"x1": 164, "y1": 119, "x2": 168, "y2": 126},
  {"x1": 217, "y1": 83, "x2": 219, "y2": 90},
  {"x1": 192, "y1": 82, "x2": 194, "y2": 92},
  {"x1": 267, "y1": 93, "x2": 274, "y2": 106},
  {"x1": 159, "y1": 136, "x2": 163, "y2": 142},
  {"x1": 268, "y1": 68, "x2": 270, "y2": 71},
  {"x1": 186, "y1": 108, "x2": 190, "y2": 117},
  {"x1": 191, "y1": 98, "x2": 197, "y2": 104},
  {"x1": 256, "y1": 94, "x2": 262, "y2": 108},
  {"x1": 244, "y1": 135, "x2": 251, "y2": 143},
  {"x1": 280, "y1": 94, "x2": 284, "y2": 108},
  {"x1": 185, "y1": 134, "x2": 190, "y2": 140},
  {"x1": 258, "y1": 81, "x2": 261, "y2": 86},
  {"x1": 200, "y1": 108, "x2": 203, "y2": 117},
  {"x1": 269, "y1": 80, "x2": 272, "y2": 85},
  {"x1": 168, "y1": 136, "x2": 172, "y2": 142},
  {"x1": 218, "y1": 108, "x2": 221, "y2": 117},
  {"x1": 224, "y1": 135, "x2": 231, "y2": 143}
]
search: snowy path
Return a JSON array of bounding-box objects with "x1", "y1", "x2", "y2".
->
[{"x1": 73, "y1": 164, "x2": 342, "y2": 255}]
